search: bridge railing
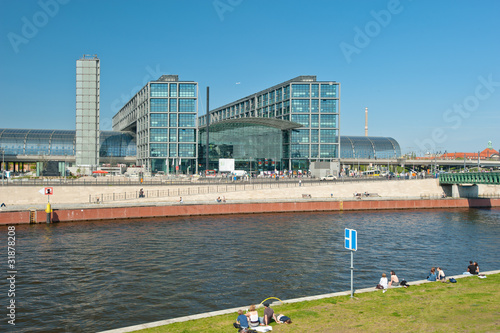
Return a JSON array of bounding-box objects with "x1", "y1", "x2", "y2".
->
[{"x1": 439, "y1": 172, "x2": 500, "y2": 185}]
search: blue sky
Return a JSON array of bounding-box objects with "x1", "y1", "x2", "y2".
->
[{"x1": 1, "y1": 0, "x2": 499, "y2": 154}]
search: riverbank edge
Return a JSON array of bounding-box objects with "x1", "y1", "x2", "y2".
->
[
  {"x1": 1, "y1": 198, "x2": 500, "y2": 225},
  {"x1": 98, "y1": 270, "x2": 500, "y2": 333},
  {"x1": 1, "y1": 197, "x2": 499, "y2": 225}
]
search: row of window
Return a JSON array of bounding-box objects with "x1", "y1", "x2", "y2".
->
[
  {"x1": 291, "y1": 99, "x2": 337, "y2": 113},
  {"x1": 150, "y1": 143, "x2": 196, "y2": 157},
  {"x1": 150, "y1": 113, "x2": 196, "y2": 127},
  {"x1": 150, "y1": 129, "x2": 196, "y2": 142},
  {"x1": 291, "y1": 114, "x2": 338, "y2": 128},
  {"x1": 150, "y1": 98, "x2": 196, "y2": 112},
  {"x1": 288, "y1": 144, "x2": 337, "y2": 159},
  {"x1": 291, "y1": 83, "x2": 337, "y2": 98},
  {"x1": 150, "y1": 83, "x2": 197, "y2": 98},
  {"x1": 291, "y1": 129, "x2": 338, "y2": 144}
]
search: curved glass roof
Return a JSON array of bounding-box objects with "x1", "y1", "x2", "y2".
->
[
  {"x1": 0, "y1": 129, "x2": 136, "y2": 157},
  {"x1": 340, "y1": 136, "x2": 401, "y2": 159}
]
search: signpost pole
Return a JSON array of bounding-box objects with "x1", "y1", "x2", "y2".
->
[{"x1": 351, "y1": 251, "x2": 354, "y2": 298}]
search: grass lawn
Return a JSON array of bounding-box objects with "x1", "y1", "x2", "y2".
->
[{"x1": 137, "y1": 274, "x2": 499, "y2": 333}]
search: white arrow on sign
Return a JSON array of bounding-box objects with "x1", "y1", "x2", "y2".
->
[{"x1": 39, "y1": 188, "x2": 45, "y2": 195}]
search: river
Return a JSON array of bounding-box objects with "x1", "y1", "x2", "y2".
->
[{"x1": 3, "y1": 207, "x2": 500, "y2": 332}]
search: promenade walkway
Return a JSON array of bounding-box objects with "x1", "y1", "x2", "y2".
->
[{"x1": 0, "y1": 178, "x2": 479, "y2": 210}]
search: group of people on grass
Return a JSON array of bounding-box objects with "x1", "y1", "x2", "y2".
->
[
  {"x1": 377, "y1": 260, "x2": 483, "y2": 292},
  {"x1": 464, "y1": 261, "x2": 480, "y2": 275},
  {"x1": 234, "y1": 303, "x2": 291, "y2": 332},
  {"x1": 376, "y1": 271, "x2": 408, "y2": 292}
]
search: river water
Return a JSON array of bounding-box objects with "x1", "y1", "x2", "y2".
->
[{"x1": 3, "y1": 208, "x2": 500, "y2": 332}]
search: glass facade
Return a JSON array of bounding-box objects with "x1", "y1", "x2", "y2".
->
[
  {"x1": 0, "y1": 129, "x2": 135, "y2": 158},
  {"x1": 76, "y1": 55, "x2": 100, "y2": 166},
  {"x1": 199, "y1": 121, "x2": 287, "y2": 172},
  {"x1": 340, "y1": 136, "x2": 401, "y2": 159},
  {"x1": 114, "y1": 76, "x2": 198, "y2": 174},
  {"x1": 198, "y1": 76, "x2": 340, "y2": 172}
]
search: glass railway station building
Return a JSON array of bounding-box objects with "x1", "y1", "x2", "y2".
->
[{"x1": 0, "y1": 72, "x2": 401, "y2": 176}]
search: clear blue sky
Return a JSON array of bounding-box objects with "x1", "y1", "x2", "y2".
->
[{"x1": 1, "y1": 0, "x2": 499, "y2": 154}]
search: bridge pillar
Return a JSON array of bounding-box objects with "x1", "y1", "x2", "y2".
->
[{"x1": 452, "y1": 184, "x2": 479, "y2": 198}]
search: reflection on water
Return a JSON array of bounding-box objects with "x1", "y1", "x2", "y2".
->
[{"x1": 4, "y1": 208, "x2": 500, "y2": 332}]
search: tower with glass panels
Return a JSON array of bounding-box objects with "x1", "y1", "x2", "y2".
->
[
  {"x1": 75, "y1": 55, "x2": 100, "y2": 168},
  {"x1": 199, "y1": 76, "x2": 340, "y2": 172},
  {"x1": 113, "y1": 75, "x2": 198, "y2": 174}
]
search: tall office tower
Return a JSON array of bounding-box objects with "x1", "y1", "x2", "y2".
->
[{"x1": 76, "y1": 55, "x2": 100, "y2": 169}]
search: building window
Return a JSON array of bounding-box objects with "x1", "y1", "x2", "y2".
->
[
  {"x1": 311, "y1": 129, "x2": 319, "y2": 143},
  {"x1": 321, "y1": 84, "x2": 336, "y2": 97},
  {"x1": 169, "y1": 113, "x2": 177, "y2": 127},
  {"x1": 283, "y1": 86, "x2": 290, "y2": 100},
  {"x1": 179, "y1": 99, "x2": 196, "y2": 112},
  {"x1": 292, "y1": 129, "x2": 309, "y2": 143},
  {"x1": 320, "y1": 115, "x2": 337, "y2": 128},
  {"x1": 169, "y1": 143, "x2": 177, "y2": 157},
  {"x1": 169, "y1": 84, "x2": 177, "y2": 97},
  {"x1": 150, "y1": 129, "x2": 168, "y2": 142},
  {"x1": 320, "y1": 129, "x2": 337, "y2": 143},
  {"x1": 291, "y1": 144, "x2": 309, "y2": 158},
  {"x1": 178, "y1": 129, "x2": 195, "y2": 142},
  {"x1": 169, "y1": 128, "x2": 177, "y2": 142},
  {"x1": 179, "y1": 113, "x2": 196, "y2": 127},
  {"x1": 179, "y1": 144, "x2": 195, "y2": 157},
  {"x1": 311, "y1": 144, "x2": 319, "y2": 158},
  {"x1": 292, "y1": 84, "x2": 310, "y2": 98},
  {"x1": 151, "y1": 99, "x2": 168, "y2": 112},
  {"x1": 150, "y1": 144, "x2": 167, "y2": 157},
  {"x1": 150, "y1": 113, "x2": 168, "y2": 127},
  {"x1": 276, "y1": 88, "x2": 282, "y2": 102},
  {"x1": 311, "y1": 114, "x2": 319, "y2": 128},
  {"x1": 320, "y1": 99, "x2": 336, "y2": 113},
  {"x1": 150, "y1": 84, "x2": 168, "y2": 97},
  {"x1": 291, "y1": 99, "x2": 310, "y2": 113},
  {"x1": 311, "y1": 99, "x2": 319, "y2": 113},
  {"x1": 179, "y1": 83, "x2": 196, "y2": 97},
  {"x1": 169, "y1": 99, "x2": 177, "y2": 112},
  {"x1": 320, "y1": 144, "x2": 336, "y2": 158},
  {"x1": 311, "y1": 84, "x2": 319, "y2": 97},
  {"x1": 291, "y1": 114, "x2": 309, "y2": 127}
]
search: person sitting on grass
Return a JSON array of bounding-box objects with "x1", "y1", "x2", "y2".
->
[
  {"x1": 245, "y1": 305, "x2": 260, "y2": 328},
  {"x1": 427, "y1": 267, "x2": 437, "y2": 281},
  {"x1": 233, "y1": 309, "x2": 249, "y2": 330},
  {"x1": 275, "y1": 313, "x2": 292, "y2": 324},
  {"x1": 388, "y1": 270, "x2": 399, "y2": 286},
  {"x1": 437, "y1": 267, "x2": 446, "y2": 281},
  {"x1": 376, "y1": 273, "x2": 388, "y2": 293}
]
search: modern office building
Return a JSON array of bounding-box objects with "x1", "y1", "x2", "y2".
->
[
  {"x1": 199, "y1": 76, "x2": 340, "y2": 173},
  {"x1": 0, "y1": 66, "x2": 405, "y2": 176},
  {"x1": 75, "y1": 55, "x2": 100, "y2": 167},
  {"x1": 112, "y1": 75, "x2": 198, "y2": 174}
]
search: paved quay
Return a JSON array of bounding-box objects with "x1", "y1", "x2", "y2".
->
[
  {"x1": 98, "y1": 270, "x2": 500, "y2": 333},
  {"x1": 1, "y1": 179, "x2": 499, "y2": 224}
]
